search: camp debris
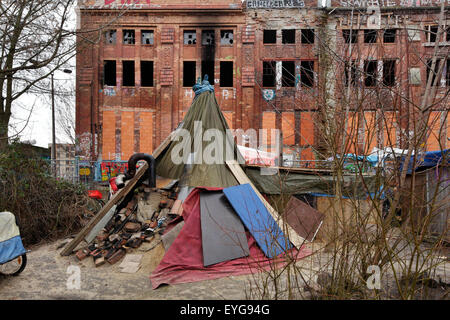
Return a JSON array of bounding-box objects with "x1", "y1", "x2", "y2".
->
[
  {"x1": 73, "y1": 185, "x2": 182, "y2": 268},
  {"x1": 62, "y1": 78, "x2": 320, "y2": 284}
]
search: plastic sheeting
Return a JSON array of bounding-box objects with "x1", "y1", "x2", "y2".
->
[
  {"x1": 223, "y1": 184, "x2": 292, "y2": 259},
  {"x1": 0, "y1": 212, "x2": 26, "y2": 264},
  {"x1": 0, "y1": 236, "x2": 26, "y2": 264},
  {"x1": 150, "y1": 187, "x2": 310, "y2": 289},
  {"x1": 155, "y1": 90, "x2": 244, "y2": 188},
  {"x1": 245, "y1": 168, "x2": 379, "y2": 198}
]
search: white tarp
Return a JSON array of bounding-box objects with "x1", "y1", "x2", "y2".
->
[{"x1": 0, "y1": 212, "x2": 21, "y2": 243}]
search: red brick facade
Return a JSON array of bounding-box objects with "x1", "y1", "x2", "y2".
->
[{"x1": 75, "y1": 0, "x2": 449, "y2": 163}]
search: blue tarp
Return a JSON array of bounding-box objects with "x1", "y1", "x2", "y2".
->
[
  {"x1": 402, "y1": 149, "x2": 449, "y2": 174},
  {"x1": 223, "y1": 184, "x2": 292, "y2": 259},
  {"x1": 417, "y1": 149, "x2": 450, "y2": 168},
  {"x1": 343, "y1": 153, "x2": 378, "y2": 167},
  {"x1": 0, "y1": 236, "x2": 26, "y2": 264},
  {"x1": 193, "y1": 75, "x2": 214, "y2": 98}
]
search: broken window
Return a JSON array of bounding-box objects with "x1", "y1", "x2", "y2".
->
[
  {"x1": 202, "y1": 30, "x2": 215, "y2": 46},
  {"x1": 343, "y1": 29, "x2": 358, "y2": 44},
  {"x1": 183, "y1": 61, "x2": 196, "y2": 87},
  {"x1": 344, "y1": 60, "x2": 358, "y2": 87},
  {"x1": 184, "y1": 30, "x2": 197, "y2": 45},
  {"x1": 220, "y1": 30, "x2": 234, "y2": 45},
  {"x1": 263, "y1": 61, "x2": 276, "y2": 87},
  {"x1": 364, "y1": 60, "x2": 377, "y2": 87},
  {"x1": 105, "y1": 30, "x2": 117, "y2": 44},
  {"x1": 383, "y1": 29, "x2": 396, "y2": 43},
  {"x1": 122, "y1": 61, "x2": 135, "y2": 86},
  {"x1": 364, "y1": 29, "x2": 377, "y2": 43},
  {"x1": 202, "y1": 61, "x2": 215, "y2": 84},
  {"x1": 141, "y1": 30, "x2": 154, "y2": 45},
  {"x1": 300, "y1": 61, "x2": 314, "y2": 87},
  {"x1": 383, "y1": 60, "x2": 396, "y2": 87},
  {"x1": 220, "y1": 61, "x2": 233, "y2": 87},
  {"x1": 123, "y1": 30, "x2": 135, "y2": 45},
  {"x1": 426, "y1": 59, "x2": 441, "y2": 86},
  {"x1": 426, "y1": 25, "x2": 438, "y2": 42},
  {"x1": 301, "y1": 29, "x2": 315, "y2": 44},
  {"x1": 141, "y1": 61, "x2": 153, "y2": 87},
  {"x1": 103, "y1": 60, "x2": 116, "y2": 86},
  {"x1": 263, "y1": 30, "x2": 277, "y2": 44},
  {"x1": 282, "y1": 29, "x2": 295, "y2": 44},
  {"x1": 282, "y1": 61, "x2": 295, "y2": 87}
]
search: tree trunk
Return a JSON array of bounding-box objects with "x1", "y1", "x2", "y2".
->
[{"x1": 0, "y1": 111, "x2": 11, "y2": 150}]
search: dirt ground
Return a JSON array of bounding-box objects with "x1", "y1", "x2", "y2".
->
[
  {"x1": 0, "y1": 238, "x2": 251, "y2": 300},
  {"x1": 0, "y1": 237, "x2": 447, "y2": 300}
]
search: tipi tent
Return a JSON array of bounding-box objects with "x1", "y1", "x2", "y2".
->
[{"x1": 155, "y1": 77, "x2": 244, "y2": 188}]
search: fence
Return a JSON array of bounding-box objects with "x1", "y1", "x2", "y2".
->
[{"x1": 50, "y1": 158, "x2": 130, "y2": 187}]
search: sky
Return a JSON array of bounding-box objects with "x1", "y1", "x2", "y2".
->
[
  {"x1": 9, "y1": 4, "x2": 77, "y2": 149},
  {"x1": 11, "y1": 66, "x2": 76, "y2": 149}
]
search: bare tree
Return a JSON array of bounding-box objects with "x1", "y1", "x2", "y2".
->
[
  {"x1": 245, "y1": 4, "x2": 449, "y2": 300},
  {"x1": 0, "y1": 0, "x2": 79, "y2": 149}
]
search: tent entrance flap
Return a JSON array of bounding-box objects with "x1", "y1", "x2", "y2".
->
[
  {"x1": 200, "y1": 191, "x2": 249, "y2": 267},
  {"x1": 223, "y1": 184, "x2": 293, "y2": 259}
]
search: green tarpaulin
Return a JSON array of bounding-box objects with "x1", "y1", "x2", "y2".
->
[
  {"x1": 245, "y1": 167, "x2": 379, "y2": 198},
  {"x1": 156, "y1": 90, "x2": 244, "y2": 188}
]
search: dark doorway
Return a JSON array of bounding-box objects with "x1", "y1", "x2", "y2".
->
[
  {"x1": 282, "y1": 61, "x2": 295, "y2": 87},
  {"x1": 183, "y1": 61, "x2": 196, "y2": 87},
  {"x1": 220, "y1": 61, "x2": 233, "y2": 87},
  {"x1": 141, "y1": 61, "x2": 153, "y2": 87},
  {"x1": 103, "y1": 60, "x2": 116, "y2": 86},
  {"x1": 202, "y1": 61, "x2": 215, "y2": 84},
  {"x1": 122, "y1": 61, "x2": 135, "y2": 86},
  {"x1": 263, "y1": 61, "x2": 276, "y2": 87}
]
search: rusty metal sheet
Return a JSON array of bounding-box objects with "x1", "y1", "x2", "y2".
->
[{"x1": 282, "y1": 196, "x2": 325, "y2": 242}]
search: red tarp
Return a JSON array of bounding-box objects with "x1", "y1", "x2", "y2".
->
[{"x1": 150, "y1": 187, "x2": 311, "y2": 289}]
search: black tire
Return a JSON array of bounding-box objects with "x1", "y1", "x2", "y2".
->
[{"x1": 0, "y1": 254, "x2": 27, "y2": 276}]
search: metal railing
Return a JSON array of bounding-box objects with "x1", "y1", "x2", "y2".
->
[{"x1": 49, "y1": 158, "x2": 129, "y2": 187}]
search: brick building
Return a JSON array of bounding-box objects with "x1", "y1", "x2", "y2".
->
[{"x1": 76, "y1": 0, "x2": 449, "y2": 164}]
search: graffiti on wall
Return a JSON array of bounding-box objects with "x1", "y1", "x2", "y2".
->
[
  {"x1": 103, "y1": 87, "x2": 116, "y2": 96},
  {"x1": 222, "y1": 89, "x2": 237, "y2": 100},
  {"x1": 336, "y1": 0, "x2": 449, "y2": 7},
  {"x1": 100, "y1": 161, "x2": 128, "y2": 181},
  {"x1": 246, "y1": 0, "x2": 306, "y2": 9},
  {"x1": 77, "y1": 132, "x2": 92, "y2": 160},
  {"x1": 262, "y1": 89, "x2": 276, "y2": 101},
  {"x1": 79, "y1": 0, "x2": 151, "y2": 8}
]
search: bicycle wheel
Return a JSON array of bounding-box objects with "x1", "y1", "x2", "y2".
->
[{"x1": 0, "y1": 254, "x2": 27, "y2": 276}]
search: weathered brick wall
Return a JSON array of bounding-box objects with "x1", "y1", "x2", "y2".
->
[{"x1": 75, "y1": 3, "x2": 449, "y2": 162}]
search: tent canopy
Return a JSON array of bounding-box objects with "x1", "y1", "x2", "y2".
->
[
  {"x1": 246, "y1": 167, "x2": 379, "y2": 198},
  {"x1": 155, "y1": 81, "x2": 244, "y2": 188}
]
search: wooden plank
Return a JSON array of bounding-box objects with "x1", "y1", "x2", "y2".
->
[
  {"x1": 246, "y1": 164, "x2": 333, "y2": 174},
  {"x1": 84, "y1": 205, "x2": 116, "y2": 244},
  {"x1": 60, "y1": 162, "x2": 149, "y2": 256},
  {"x1": 226, "y1": 160, "x2": 306, "y2": 248}
]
